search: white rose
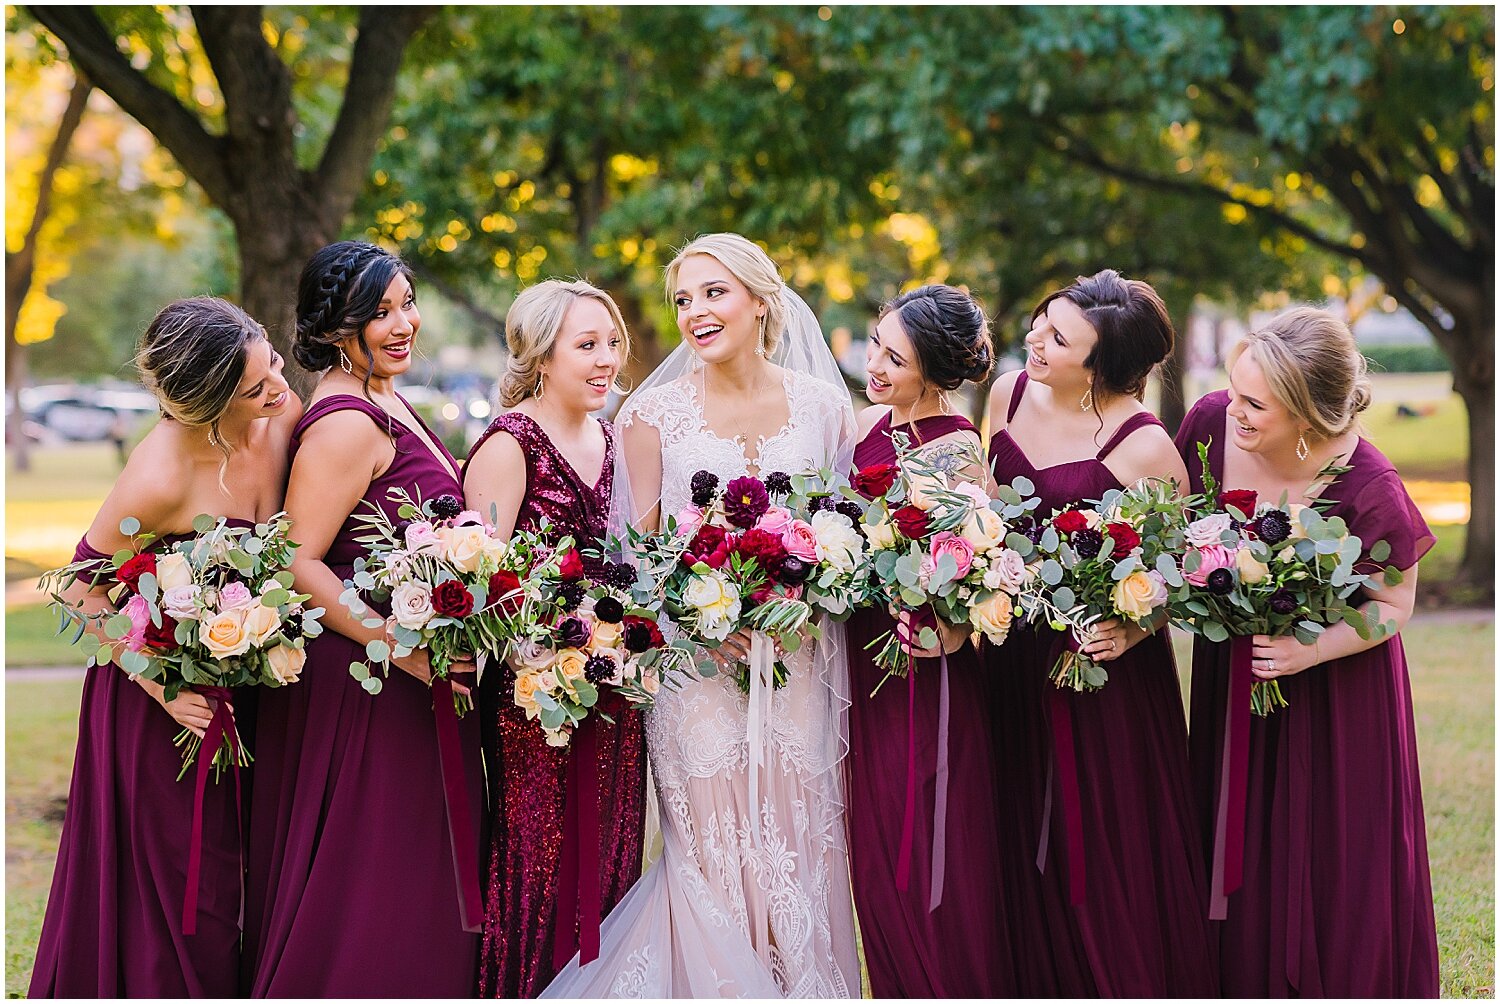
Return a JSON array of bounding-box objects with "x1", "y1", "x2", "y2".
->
[
  {"x1": 155, "y1": 552, "x2": 193, "y2": 591},
  {"x1": 683, "y1": 572, "x2": 741, "y2": 639},
  {"x1": 810, "y1": 510, "x2": 864, "y2": 572},
  {"x1": 1186, "y1": 512, "x2": 1234, "y2": 548},
  {"x1": 1081, "y1": 508, "x2": 1104, "y2": 530},
  {"x1": 391, "y1": 580, "x2": 435, "y2": 630},
  {"x1": 1235, "y1": 547, "x2": 1270, "y2": 584},
  {"x1": 864, "y1": 520, "x2": 898, "y2": 550},
  {"x1": 961, "y1": 506, "x2": 1007, "y2": 552},
  {"x1": 162, "y1": 584, "x2": 202, "y2": 622},
  {"x1": 982, "y1": 548, "x2": 1028, "y2": 593},
  {"x1": 265, "y1": 643, "x2": 306, "y2": 684}
]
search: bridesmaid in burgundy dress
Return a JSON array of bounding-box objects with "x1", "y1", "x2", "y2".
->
[
  {"x1": 29, "y1": 298, "x2": 298, "y2": 997},
  {"x1": 463, "y1": 279, "x2": 647, "y2": 997},
  {"x1": 843, "y1": 284, "x2": 1014, "y2": 996},
  {"x1": 1175, "y1": 307, "x2": 1438, "y2": 996},
  {"x1": 984, "y1": 269, "x2": 1216, "y2": 996},
  {"x1": 242, "y1": 243, "x2": 483, "y2": 996}
]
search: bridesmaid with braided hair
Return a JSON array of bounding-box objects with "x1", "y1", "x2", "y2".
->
[
  {"x1": 843, "y1": 284, "x2": 1016, "y2": 996},
  {"x1": 242, "y1": 241, "x2": 483, "y2": 996}
]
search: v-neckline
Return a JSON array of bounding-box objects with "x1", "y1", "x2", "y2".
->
[
  {"x1": 515, "y1": 412, "x2": 611, "y2": 493},
  {"x1": 684, "y1": 370, "x2": 796, "y2": 477},
  {"x1": 1213, "y1": 404, "x2": 1359, "y2": 510},
  {"x1": 314, "y1": 391, "x2": 462, "y2": 484}
]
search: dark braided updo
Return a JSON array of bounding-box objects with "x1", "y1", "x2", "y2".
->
[
  {"x1": 293, "y1": 241, "x2": 415, "y2": 372},
  {"x1": 880, "y1": 284, "x2": 994, "y2": 391}
]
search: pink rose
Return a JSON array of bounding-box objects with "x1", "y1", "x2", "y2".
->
[
  {"x1": 120, "y1": 594, "x2": 151, "y2": 653},
  {"x1": 782, "y1": 520, "x2": 820, "y2": 562},
  {"x1": 404, "y1": 520, "x2": 442, "y2": 555},
  {"x1": 674, "y1": 505, "x2": 706, "y2": 540},
  {"x1": 218, "y1": 581, "x2": 254, "y2": 611},
  {"x1": 1185, "y1": 544, "x2": 1238, "y2": 587},
  {"x1": 754, "y1": 505, "x2": 794, "y2": 538},
  {"x1": 928, "y1": 531, "x2": 975, "y2": 581}
]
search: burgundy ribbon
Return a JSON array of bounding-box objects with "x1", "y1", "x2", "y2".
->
[
  {"x1": 182, "y1": 686, "x2": 242, "y2": 936},
  {"x1": 1035, "y1": 634, "x2": 1086, "y2": 906},
  {"x1": 1210, "y1": 635, "x2": 1255, "y2": 920},
  {"x1": 554, "y1": 715, "x2": 602, "y2": 970},
  {"x1": 432, "y1": 677, "x2": 483, "y2": 933}
]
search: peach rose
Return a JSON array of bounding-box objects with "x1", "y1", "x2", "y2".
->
[
  {"x1": 243, "y1": 601, "x2": 282, "y2": 647},
  {"x1": 202, "y1": 607, "x2": 252, "y2": 658},
  {"x1": 970, "y1": 590, "x2": 1014, "y2": 644},
  {"x1": 1113, "y1": 570, "x2": 1168, "y2": 620},
  {"x1": 265, "y1": 642, "x2": 306, "y2": 684}
]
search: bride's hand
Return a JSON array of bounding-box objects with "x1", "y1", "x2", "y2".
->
[{"x1": 708, "y1": 629, "x2": 755, "y2": 670}]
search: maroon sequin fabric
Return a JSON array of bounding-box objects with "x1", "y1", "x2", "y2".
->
[{"x1": 463, "y1": 411, "x2": 647, "y2": 998}]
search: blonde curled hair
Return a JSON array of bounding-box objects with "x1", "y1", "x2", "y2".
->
[
  {"x1": 1229, "y1": 305, "x2": 1374, "y2": 441},
  {"x1": 498, "y1": 279, "x2": 631, "y2": 408},
  {"x1": 664, "y1": 233, "x2": 788, "y2": 357}
]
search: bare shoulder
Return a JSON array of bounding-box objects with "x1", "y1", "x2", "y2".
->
[
  {"x1": 89, "y1": 426, "x2": 191, "y2": 545},
  {"x1": 986, "y1": 369, "x2": 1024, "y2": 430},
  {"x1": 856, "y1": 404, "x2": 892, "y2": 438},
  {"x1": 1108, "y1": 419, "x2": 1189, "y2": 491},
  {"x1": 467, "y1": 424, "x2": 525, "y2": 472}
]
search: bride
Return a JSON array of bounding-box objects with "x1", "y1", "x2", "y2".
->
[{"x1": 542, "y1": 233, "x2": 860, "y2": 998}]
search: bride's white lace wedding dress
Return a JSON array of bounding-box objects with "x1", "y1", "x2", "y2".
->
[{"x1": 541, "y1": 368, "x2": 860, "y2": 998}]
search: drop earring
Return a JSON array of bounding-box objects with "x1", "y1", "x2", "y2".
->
[
  {"x1": 1296, "y1": 433, "x2": 1310, "y2": 461},
  {"x1": 755, "y1": 315, "x2": 767, "y2": 358},
  {"x1": 1079, "y1": 382, "x2": 1093, "y2": 412},
  {"x1": 534, "y1": 374, "x2": 546, "y2": 401},
  {"x1": 339, "y1": 348, "x2": 353, "y2": 375}
]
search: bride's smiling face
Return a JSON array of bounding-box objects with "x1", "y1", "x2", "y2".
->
[{"x1": 673, "y1": 253, "x2": 765, "y2": 367}]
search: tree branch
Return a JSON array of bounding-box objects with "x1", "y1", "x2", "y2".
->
[
  {"x1": 315, "y1": 8, "x2": 434, "y2": 225},
  {"x1": 27, "y1": 6, "x2": 231, "y2": 206},
  {"x1": 408, "y1": 262, "x2": 506, "y2": 335},
  {"x1": 190, "y1": 6, "x2": 294, "y2": 153}
]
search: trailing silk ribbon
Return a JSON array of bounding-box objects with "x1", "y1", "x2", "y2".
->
[
  {"x1": 1035, "y1": 632, "x2": 1086, "y2": 906},
  {"x1": 554, "y1": 715, "x2": 602, "y2": 970},
  {"x1": 893, "y1": 609, "x2": 951, "y2": 912},
  {"x1": 1210, "y1": 635, "x2": 1255, "y2": 920},
  {"x1": 432, "y1": 676, "x2": 483, "y2": 934},
  {"x1": 182, "y1": 686, "x2": 242, "y2": 936},
  {"x1": 745, "y1": 631, "x2": 774, "y2": 848}
]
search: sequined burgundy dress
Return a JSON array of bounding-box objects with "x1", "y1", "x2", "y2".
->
[{"x1": 465, "y1": 411, "x2": 647, "y2": 998}]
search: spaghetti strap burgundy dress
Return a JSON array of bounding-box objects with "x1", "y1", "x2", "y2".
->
[
  {"x1": 1175, "y1": 390, "x2": 1438, "y2": 997},
  {"x1": 984, "y1": 373, "x2": 1217, "y2": 996},
  {"x1": 241, "y1": 394, "x2": 483, "y2": 997},
  {"x1": 465, "y1": 411, "x2": 647, "y2": 998},
  {"x1": 843, "y1": 410, "x2": 1014, "y2": 997}
]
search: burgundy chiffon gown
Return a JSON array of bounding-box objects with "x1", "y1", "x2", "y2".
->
[
  {"x1": 466, "y1": 411, "x2": 647, "y2": 998},
  {"x1": 241, "y1": 394, "x2": 483, "y2": 997},
  {"x1": 984, "y1": 373, "x2": 1217, "y2": 996},
  {"x1": 1176, "y1": 391, "x2": 1439, "y2": 997},
  {"x1": 28, "y1": 528, "x2": 249, "y2": 998},
  {"x1": 843, "y1": 411, "x2": 1014, "y2": 997}
]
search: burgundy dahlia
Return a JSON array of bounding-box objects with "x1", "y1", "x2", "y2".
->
[
  {"x1": 584, "y1": 655, "x2": 615, "y2": 685},
  {"x1": 593, "y1": 595, "x2": 625, "y2": 624},
  {"x1": 556, "y1": 615, "x2": 592, "y2": 649},
  {"x1": 1071, "y1": 528, "x2": 1105, "y2": 560},
  {"x1": 723, "y1": 476, "x2": 771, "y2": 528}
]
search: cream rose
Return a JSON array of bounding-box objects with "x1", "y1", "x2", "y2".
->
[
  {"x1": 555, "y1": 648, "x2": 589, "y2": 686},
  {"x1": 438, "y1": 525, "x2": 489, "y2": 573},
  {"x1": 1286, "y1": 504, "x2": 1311, "y2": 541},
  {"x1": 155, "y1": 552, "x2": 193, "y2": 591},
  {"x1": 265, "y1": 642, "x2": 306, "y2": 684},
  {"x1": 864, "y1": 520, "x2": 898, "y2": 550},
  {"x1": 202, "y1": 607, "x2": 252, "y2": 658},
  {"x1": 1112, "y1": 570, "x2": 1168, "y2": 620},
  {"x1": 514, "y1": 671, "x2": 543, "y2": 717},
  {"x1": 962, "y1": 505, "x2": 1007, "y2": 552},
  {"x1": 970, "y1": 590, "x2": 1015, "y2": 644},
  {"x1": 243, "y1": 601, "x2": 283, "y2": 646},
  {"x1": 391, "y1": 580, "x2": 436, "y2": 630},
  {"x1": 906, "y1": 473, "x2": 948, "y2": 512},
  {"x1": 589, "y1": 620, "x2": 624, "y2": 653},
  {"x1": 683, "y1": 572, "x2": 741, "y2": 639},
  {"x1": 641, "y1": 671, "x2": 661, "y2": 696},
  {"x1": 1236, "y1": 548, "x2": 1270, "y2": 584}
]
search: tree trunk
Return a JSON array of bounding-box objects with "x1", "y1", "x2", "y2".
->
[
  {"x1": 5, "y1": 71, "x2": 92, "y2": 473},
  {"x1": 236, "y1": 220, "x2": 330, "y2": 398},
  {"x1": 1455, "y1": 370, "x2": 1493, "y2": 594}
]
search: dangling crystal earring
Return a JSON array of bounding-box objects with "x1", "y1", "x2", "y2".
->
[
  {"x1": 1296, "y1": 434, "x2": 1310, "y2": 461},
  {"x1": 1079, "y1": 382, "x2": 1093, "y2": 412},
  {"x1": 755, "y1": 315, "x2": 767, "y2": 358},
  {"x1": 534, "y1": 373, "x2": 546, "y2": 400},
  {"x1": 207, "y1": 425, "x2": 223, "y2": 449},
  {"x1": 339, "y1": 348, "x2": 353, "y2": 375}
]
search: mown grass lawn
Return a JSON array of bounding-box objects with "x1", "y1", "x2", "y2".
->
[{"x1": 6, "y1": 617, "x2": 1492, "y2": 996}]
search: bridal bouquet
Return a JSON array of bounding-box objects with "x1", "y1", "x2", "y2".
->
[
  {"x1": 492, "y1": 528, "x2": 685, "y2": 746},
  {"x1": 1019, "y1": 478, "x2": 1191, "y2": 692},
  {"x1": 629, "y1": 468, "x2": 857, "y2": 692},
  {"x1": 340, "y1": 489, "x2": 514, "y2": 714},
  {"x1": 41, "y1": 512, "x2": 323, "y2": 776},
  {"x1": 1166, "y1": 442, "x2": 1403, "y2": 715},
  {"x1": 853, "y1": 432, "x2": 1041, "y2": 677}
]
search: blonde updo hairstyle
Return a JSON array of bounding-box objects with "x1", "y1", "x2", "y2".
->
[
  {"x1": 664, "y1": 233, "x2": 788, "y2": 358},
  {"x1": 499, "y1": 279, "x2": 631, "y2": 408},
  {"x1": 1229, "y1": 305, "x2": 1374, "y2": 441}
]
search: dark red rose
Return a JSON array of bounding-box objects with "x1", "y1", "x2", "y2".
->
[
  {"x1": 1218, "y1": 489, "x2": 1258, "y2": 518},
  {"x1": 1105, "y1": 522, "x2": 1141, "y2": 559},
  {"x1": 734, "y1": 528, "x2": 788, "y2": 571},
  {"x1": 487, "y1": 569, "x2": 523, "y2": 614},
  {"x1": 432, "y1": 580, "x2": 475, "y2": 618},
  {"x1": 556, "y1": 614, "x2": 592, "y2": 649},
  {"x1": 1052, "y1": 510, "x2": 1089, "y2": 535},
  {"x1": 892, "y1": 505, "x2": 930, "y2": 540},
  {"x1": 622, "y1": 615, "x2": 664, "y2": 652},
  {"x1": 853, "y1": 463, "x2": 899, "y2": 499},
  {"x1": 117, "y1": 552, "x2": 157, "y2": 593},
  {"x1": 143, "y1": 614, "x2": 179, "y2": 651},
  {"x1": 681, "y1": 524, "x2": 730, "y2": 569},
  {"x1": 723, "y1": 476, "x2": 771, "y2": 528},
  {"x1": 557, "y1": 548, "x2": 586, "y2": 582}
]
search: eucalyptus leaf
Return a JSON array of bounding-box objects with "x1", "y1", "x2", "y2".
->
[{"x1": 362, "y1": 677, "x2": 383, "y2": 694}]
